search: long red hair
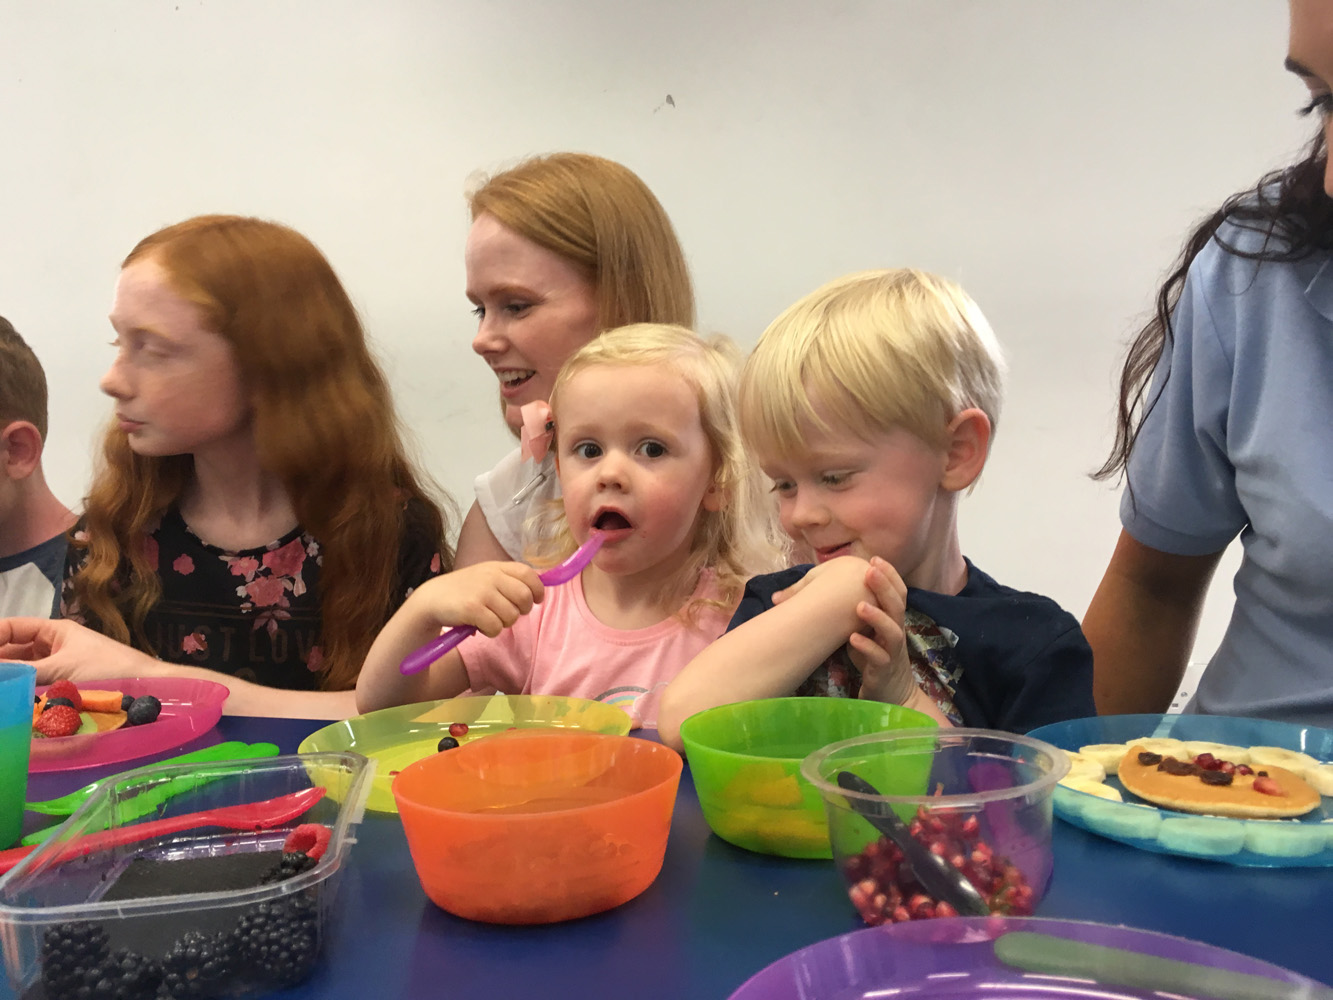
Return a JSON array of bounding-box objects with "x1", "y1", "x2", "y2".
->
[{"x1": 71, "y1": 215, "x2": 452, "y2": 689}]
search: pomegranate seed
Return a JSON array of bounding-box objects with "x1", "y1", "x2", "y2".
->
[
  {"x1": 1236, "y1": 764, "x2": 1254, "y2": 775},
  {"x1": 890, "y1": 906, "x2": 911, "y2": 923},
  {"x1": 1219, "y1": 760, "x2": 1236, "y2": 775},
  {"x1": 959, "y1": 815, "x2": 981, "y2": 840},
  {"x1": 449, "y1": 722, "x2": 469, "y2": 738},
  {"x1": 936, "y1": 900, "x2": 958, "y2": 918},
  {"x1": 1193, "y1": 752, "x2": 1221, "y2": 770}
]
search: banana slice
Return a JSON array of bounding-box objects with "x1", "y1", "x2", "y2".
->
[
  {"x1": 1083, "y1": 799, "x2": 1162, "y2": 840},
  {"x1": 1132, "y1": 737, "x2": 1191, "y2": 758},
  {"x1": 1304, "y1": 763, "x2": 1333, "y2": 796},
  {"x1": 1184, "y1": 741, "x2": 1251, "y2": 765},
  {"x1": 1058, "y1": 777, "x2": 1121, "y2": 801},
  {"x1": 1157, "y1": 816, "x2": 1245, "y2": 856},
  {"x1": 1243, "y1": 819, "x2": 1327, "y2": 858},
  {"x1": 1248, "y1": 746, "x2": 1319, "y2": 775},
  {"x1": 1060, "y1": 751, "x2": 1107, "y2": 783},
  {"x1": 1077, "y1": 743, "x2": 1129, "y2": 774}
]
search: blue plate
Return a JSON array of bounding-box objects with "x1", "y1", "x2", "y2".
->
[{"x1": 1027, "y1": 714, "x2": 1332, "y2": 868}]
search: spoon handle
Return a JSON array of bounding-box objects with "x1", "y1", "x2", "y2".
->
[
  {"x1": 398, "y1": 534, "x2": 603, "y2": 676},
  {"x1": 399, "y1": 626, "x2": 478, "y2": 676}
]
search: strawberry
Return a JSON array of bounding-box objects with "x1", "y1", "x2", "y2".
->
[
  {"x1": 44, "y1": 680, "x2": 82, "y2": 711},
  {"x1": 1253, "y1": 775, "x2": 1284, "y2": 796},
  {"x1": 33, "y1": 705, "x2": 82, "y2": 738}
]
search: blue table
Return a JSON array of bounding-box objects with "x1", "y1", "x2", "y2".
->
[{"x1": 8, "y1": 716, "x2": 1331, "y2": 998}]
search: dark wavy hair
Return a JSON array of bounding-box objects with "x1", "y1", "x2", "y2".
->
[{"x1": 1095, "y1": 127, "x2": 1333, "y2": 485}]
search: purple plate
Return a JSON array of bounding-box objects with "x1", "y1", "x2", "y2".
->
[{"x1": 728, "y1": 917, "x2": 1324, "y2": 1000}]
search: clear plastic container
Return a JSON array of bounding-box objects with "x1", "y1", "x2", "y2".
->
[
  {"x1": 802, "y1": 729, "x2": 1068, "y2": 924},
  {"x1": 0, "y1": 751, "x2": 372, "y2": 999}
]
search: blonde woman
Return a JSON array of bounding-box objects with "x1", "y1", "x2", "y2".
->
[{"x1": 459, "y1": 152, "x2": 695, "y2": 566}]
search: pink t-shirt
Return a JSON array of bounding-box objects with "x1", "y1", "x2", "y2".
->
[{"x1": 457, "y1": 572, "x2": 730, "y2": 729}]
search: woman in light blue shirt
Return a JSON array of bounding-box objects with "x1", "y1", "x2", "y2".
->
[{"x1": 1085, "y1": 0, "x2": 1333, "y2": 727}]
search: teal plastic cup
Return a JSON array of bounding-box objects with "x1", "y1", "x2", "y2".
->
[{"x1": 0, "y1": 663, "x2": 36, "y2": 848}]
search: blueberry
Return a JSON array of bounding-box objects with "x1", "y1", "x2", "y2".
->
[
  {"x1": 437, "y1": 736, "x2": 460, "y2": 752},
  {"x1": 44, "y1": 696, "x2": 76, "y2": 710},
  {"x1": 120, "y1": 693, "x2": 134, "y2": 711},
  {"x1": 126, "y1": 695, "x2": 162, "y2": 726}
]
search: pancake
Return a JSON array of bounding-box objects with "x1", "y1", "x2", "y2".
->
[{"x1": 1117, "y1": 745, "x2": 1321, "y2": 819}]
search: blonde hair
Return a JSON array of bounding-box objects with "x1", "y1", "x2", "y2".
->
[
  {"x1": 740, "y1": 269, "x2": 1006, "y2": 458},
  {"x1": 469, "y1": 153, "x2": 695, "y2": 331},
  {"x1": 534, "y1": 323, "x2": 785, "y2": 621},
  {"x1": 72, "y1": 215, "x2": 452, "y2": 690}
]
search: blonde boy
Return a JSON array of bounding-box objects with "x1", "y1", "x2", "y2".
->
[
  {"x1": 0, "y1": 316, "x2": 76, "y2": 618},
  {"x1": 659, "y1": 270, "x2": 1093, "y2": 748}
]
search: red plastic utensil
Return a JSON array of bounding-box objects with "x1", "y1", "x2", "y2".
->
[
  {"x1": 400, "y1": 532, "x2": 605, "y2": 675},
  {"x1": 0, "y1": 785, "x2": 326, "y2": 875}
]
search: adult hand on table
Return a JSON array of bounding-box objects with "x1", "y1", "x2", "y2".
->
[{"x1": 0, "y1": 616, "x2": 157, "y2": 682}]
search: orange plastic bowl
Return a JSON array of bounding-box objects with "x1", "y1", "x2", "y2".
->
[{"x1": 392, "y1": 730, "x2": 682, "y2": 924}]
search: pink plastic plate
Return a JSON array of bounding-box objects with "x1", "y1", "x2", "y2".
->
[{"x1": 29, "y1": 677, "x2": 228, "y2": 773}]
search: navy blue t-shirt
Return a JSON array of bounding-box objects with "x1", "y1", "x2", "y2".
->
[{"x1": 727, "y1": 559, "x2": 1094, "y2": 734}]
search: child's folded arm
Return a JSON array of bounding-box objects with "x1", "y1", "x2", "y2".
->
[{"x1": 658, "y1": 557, "x2": 873, "y2": 750}]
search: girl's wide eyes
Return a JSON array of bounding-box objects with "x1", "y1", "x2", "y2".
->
[
  {"x1": 637, "y1": 441, "x2": 667, "y2": 458},
  {"x1": 572, "y1": 442, "x2": 602, "y2": 460}
]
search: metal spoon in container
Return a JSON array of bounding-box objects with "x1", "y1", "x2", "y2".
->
[{"x1": 836, "y1": 770, "x2": 990, "y2": 917}]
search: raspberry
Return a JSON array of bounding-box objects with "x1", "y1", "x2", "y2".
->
[
  {"x1": 282, "y1": 823, "x2": 332, "y2": 861},
  {"x1": 33, "y1": 705, "x2": 82, "y2": 738},
  {"x1": 45, "y1": 680, "x2": 82, "y2": 711}
]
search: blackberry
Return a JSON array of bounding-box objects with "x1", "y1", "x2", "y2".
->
[
  {"x1": 231, "y1": 892, "x2": 320, "y2": 988},
  {"x1": 258, "y1": 850, "x2": 317, "y2": 885},
  {"x1": 40, "y1": 921, "x2": 109, "y2": 1000},
  {"x1": 94, "y1": 948, "x2": 164, "y2": 1000},
  {"x1": 125, "y1": 695, "x2": 162, "y2": 726},
  {"x1": 43, "y1": 696, "x2": 76, "y2": 710},
  {"x1": 160, "y1": 930, "x2": 234, "y2": 998}
]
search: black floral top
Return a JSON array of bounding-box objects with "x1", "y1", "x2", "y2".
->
[{"x1": 63, "y1": 503, "x2": 444, "y2": 690}]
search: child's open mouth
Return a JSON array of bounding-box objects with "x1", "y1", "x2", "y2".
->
[{"x1": 592, "y1": 509, "x2": 633, "y2": 533}]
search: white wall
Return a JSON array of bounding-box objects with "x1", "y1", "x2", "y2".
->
[{"x1": 0, "y1": 1, "x2": 1307, "y2": 662}]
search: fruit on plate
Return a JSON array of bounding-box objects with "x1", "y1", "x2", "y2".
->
[
  {"x1": 33, "y1": 705, "x2": 82, "y2": 738},
  {"x1": 30, "y1": 681, "x2": 160, "y2": 739},
  {"x1": 1117, "y1": 746, "x2": 1321, "y2": 819}
]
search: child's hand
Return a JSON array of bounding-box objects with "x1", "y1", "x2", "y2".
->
[
  {"x1": 846, "y1": 557, "x2": 916, "y2": 706},
  {"x1": 412, "y1": 561, "x2": 545, "y2": 636}
]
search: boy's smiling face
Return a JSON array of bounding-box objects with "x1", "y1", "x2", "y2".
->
[{"x1": 761, "y1": 415, "x2": 954, "y2": 588}]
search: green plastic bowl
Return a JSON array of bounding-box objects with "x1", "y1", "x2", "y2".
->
[
  {"x1": 299, "y1": 694, "x2": 632, "y2": 813},
  {"x1": 679, "y1": 698, "x2": 936, "y2": 858}
]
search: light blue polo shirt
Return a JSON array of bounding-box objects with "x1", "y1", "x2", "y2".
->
[{"x1": 1123, "y1": 220, "x2": 1333, "y2": 726}]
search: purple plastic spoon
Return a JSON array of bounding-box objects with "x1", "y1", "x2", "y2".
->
[{"x1": 399, "y1": 532, "x2": 605, "y2": 675}]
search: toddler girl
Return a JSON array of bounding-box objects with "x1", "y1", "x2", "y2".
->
[{"x1": 357, "y1": 323, "x2": 783, "y2": 727}]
